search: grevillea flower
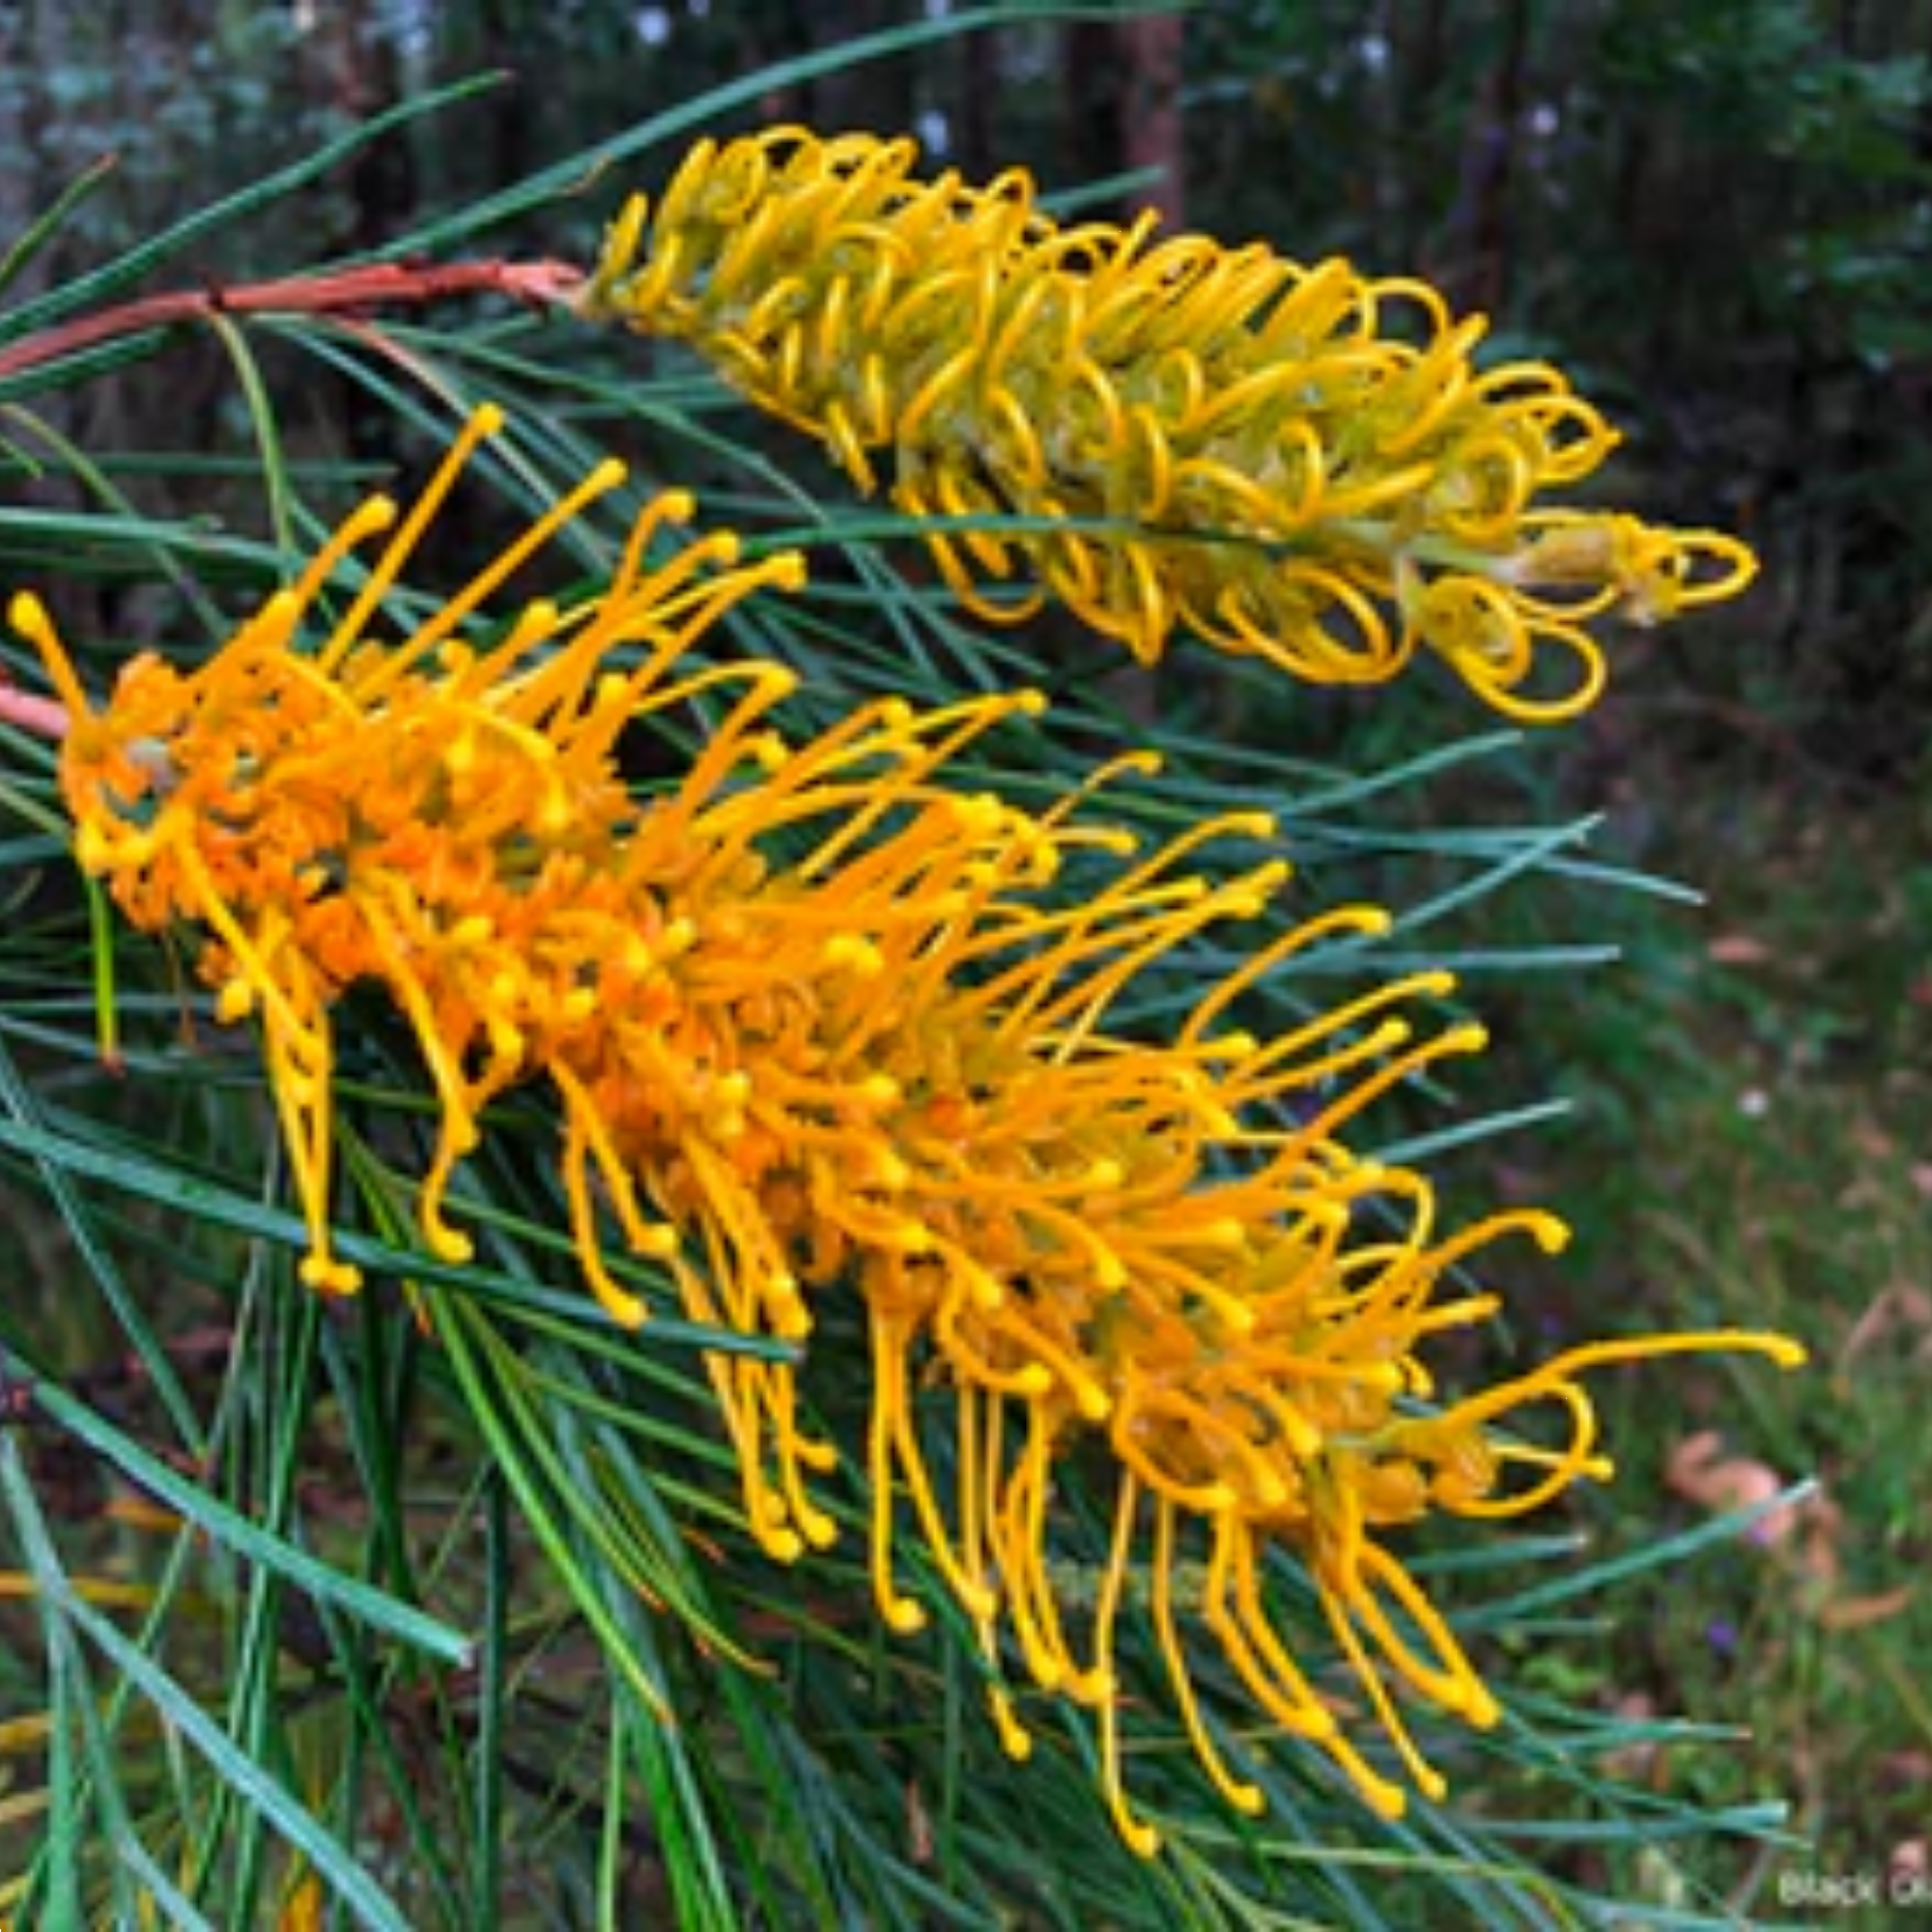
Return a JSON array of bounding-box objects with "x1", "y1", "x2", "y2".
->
[
  {"x1": 576, "y1": 128, "x2": 1757, "y2": 722},
  {"x1": 13, "y1": 412, "x2": 1802, "y2": 1849}
]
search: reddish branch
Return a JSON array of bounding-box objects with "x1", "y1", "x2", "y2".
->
[
  {"x1": 0, "y1": 257, "x2": 586, "y2": 383},
  {"x1": 0, "y1": 257, "x2": 589, "y2": 744},
  {"x1": 0, "y1": 685, "x2": 69, "y2": 741}
]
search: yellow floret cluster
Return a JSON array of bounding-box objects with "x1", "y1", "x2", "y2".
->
[{"x1": 578, "y1": 128, "x2": 1756, "y2": 721}]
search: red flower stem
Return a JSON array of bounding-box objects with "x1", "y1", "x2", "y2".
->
[
  {"x1": 0, "y1": 684, "x2": 70, "y2": 741},
  {"x1": 0, "y1": 258, "x2": 586, "y2": 384}
]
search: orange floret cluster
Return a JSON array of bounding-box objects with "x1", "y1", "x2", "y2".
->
[
  {"x1": 578, "y1": 128, "x2": 1757, "y2": 721},
  {"x1": 13, "y1": 411, "x2": 1799, "y2": 1850}
]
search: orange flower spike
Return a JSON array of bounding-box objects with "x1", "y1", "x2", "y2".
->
[
  {"x1": 17, "y1": 585, "x2": 368, "y2": 1293},
  {"x1": 17, "y1": 406, "x2": 813, "y2": 1299},
  {"x1": 17, "y1": 402, "x2": 1810, "y2": 1853}
]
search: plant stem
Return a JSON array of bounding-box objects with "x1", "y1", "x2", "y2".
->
[
  {"x1": 0, "y1": 259, "x2": 585, "y2": 384},
  {"x1": 0, "y1": 685, "x2": 68, "y2": 741}
]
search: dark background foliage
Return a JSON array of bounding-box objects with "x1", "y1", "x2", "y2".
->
[{"x1": 5, "y1": 0, "x2": 1928, "y2": 769}]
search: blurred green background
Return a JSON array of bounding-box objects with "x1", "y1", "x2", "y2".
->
[{"x1": 9, "y1": 0, "x2": 1931, "y2": 758}]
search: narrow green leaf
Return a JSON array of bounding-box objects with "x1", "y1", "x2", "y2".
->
[
  {"x1": 61, "y1": 1594, "x2": 413, "y2": 1932},
  {"x1": 16, "y1": 1365, "x2": 473, "y2": 1667}
]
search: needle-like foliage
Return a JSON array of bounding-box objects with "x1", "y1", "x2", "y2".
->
[{"x1": 0, "y1": 16, "x2": 1805, "y2": 1927}]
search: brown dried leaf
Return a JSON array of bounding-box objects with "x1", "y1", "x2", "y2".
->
[
  {"x1": 1840, "y1": 1282, "x2": 1932, "y2": 1366},
  {"x1": 1815, "y1": 1586, "x2": 1915, "y2": 1633},
  {"x1": 1666, "y1": 1431, "x2": 1796, "y2": 1540}
]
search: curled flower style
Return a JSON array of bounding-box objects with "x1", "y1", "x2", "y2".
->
[
  {"x1": 14, "y1": 412, "x2": 1802, "y2": 1849},
  {"x1": 578, "y1": 128, "x2": 1757, "y2": 721}
]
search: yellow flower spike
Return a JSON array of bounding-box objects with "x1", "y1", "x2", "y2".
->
[
  {"x1": 1406, "y1": 1328, "x2": 1804, "y2": 1523},
  {"x1": 1317, "y1": 1581, "x2": 1451, "y2": 1806},
  {"x1": 1178, "y1": 901, "x2": 1393, "y2": 1048},
  {"x1": 582, "y1": 128, "x2": 1755, "y2": 717},
  {"x1": 317, "y1": 405, "x2": 504, "y2": 676},
  {"x1": 1341, "y1": 1540, "x2": 1497, "y2": 1724},
  {"x1": 868, "y1": 1307, "x2": 1001, "y2": 1624},
  {"x1": 981, "y1": 1682, "x2": 1034, "y2": 1763},
  {"x1": 354, "y1": 467, "x2": 633, "y2": 706},
  {"x1": 1091, "y1": 1479, "x2": 1164, "y2": 1860},
  {"x1": 1276, "y1": 1020, "x2": 1491, "y2": 1156},
  {"x1": 13, "y1": 591, "x2": 97, "y2": 726},
  {"x1": 989, "y1": 1407, "x2": 1090, "y2": 1696},
  {"x1": 758, "y1": 1366, "x2": 842, "y2": 1554},
  {"x1": 1203, "y1": 1518, "x2": 1340, "y2": 1747},
  {"x1": 867, "y1": 1326, "x2": 933, "y2": 1634},
  {"x1": 585, "y1": 191, "x2": 650, "y2": 308},
  {"x1": 1149, "y1": 1498, "x2": 1267, "y2": 1818}
]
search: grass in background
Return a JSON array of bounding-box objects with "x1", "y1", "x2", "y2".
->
[{"x1": 1471, "y1": 707, "x2": 1932, "y2": 1918}]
